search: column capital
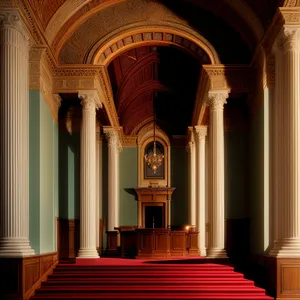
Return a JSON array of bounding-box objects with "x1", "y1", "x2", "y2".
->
[
  {"x1": 194, "y1": 125, "x2": 207, "y2": 140},
  {"x1": 79, "y1": 91, "x2": 102, "y2": 110},
  {"x1": 185, "y1": 141, "x2": 195, "y2": 153},
  {"x1": 103, "y1": 127, "x2": 123, "y2": 152},
  {"x1": 275, "y1": 27, "x2": 300, "y2": 53},
  {"x1": 207, "y1": 91, "x2": 229, "y2": 111},
  {"x1": 0, "y1": 10, "x2": 28, "y2": 40}
]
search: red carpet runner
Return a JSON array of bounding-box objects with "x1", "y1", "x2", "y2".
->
[{"x1": 30, "y1": 258, "x2": 274, "y2": 300}]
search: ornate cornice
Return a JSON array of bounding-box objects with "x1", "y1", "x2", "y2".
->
[
  {"x1": 95, "y1": 67, "x2": 120, "y2": 128},
  {"x1": 193, "y1": 65, "x2": 252, "y2": 126},
  {"x1": 262, "y1": 8, "x2": 300, "y2": 55},
  {"x1": 18, "y1": 0, "x2": 45, "y2": 44},
  {"x1": 51, "y1": 65, "x2": 119, "y2": 130},
  {"x1": 29, "y1": 44, "x2": 61, "y2": 123},
  {"x1": 284, "y1": 0, "x2": 300, "y2": 6},
  {"x1": 121, "y1": 134, "x2": 138, "y2": 148}
]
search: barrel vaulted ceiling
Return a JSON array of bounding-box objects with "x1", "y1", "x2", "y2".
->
[{"x1": 25, "y1": 0, "x2": 294, "y2": 136}]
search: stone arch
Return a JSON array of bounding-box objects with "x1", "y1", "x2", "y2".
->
[{"x1": 89, "y1": 25, "x2": 218, "y2": 65}]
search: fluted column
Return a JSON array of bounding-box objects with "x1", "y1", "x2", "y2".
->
[
  {"x1": 194, "y1": 125, "x2": 207, "y2": 256},
  {"x1": 0, "y1": 10, "x2": 34, "y2": 257},
  {"x1": 96, "y1": 132, "x2": 103, "y2": 252},
  {"x1": 78, "y1": 91, "x2": 101, "y2": 258},
  {"x1": 186, "y1": 127, "x2": 196, "y2": 226},
  {"x1": 269, "y1": 27, "x2": 300, "y2": 257},
  {"x1": 206, "y1": 91, "x2": 228, "y2": 258},
  {"x1": 104, "y1": 128, "x2": 121, "y2": 231}
]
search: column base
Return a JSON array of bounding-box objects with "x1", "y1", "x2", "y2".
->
[
  {"x1": 77, "y1": 248, "x2": 99, "y2": 258},
  {"x1": 0, "y1": 237, "x2": 35, "y2": 257},
  {"x1": 199, "y1": 248, "x2": 207, "y2": 257},
  {"x1": 206, "y1": 248, "x2": 227, "y2": 258},
  {"x1": 268, "y1": 238, "x2": 300, "y2": 257}
]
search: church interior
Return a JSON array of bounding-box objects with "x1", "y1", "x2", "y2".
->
[{"x1": 1, "y1": 0, "x2": 300, "y2": 299}]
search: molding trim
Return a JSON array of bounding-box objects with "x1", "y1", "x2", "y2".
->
[
  {"x1": 193, "y1": 64, "x2": 253, "y2": 125},
  {"x1": 29, "y1": 45, "x2": 61, "y2": 123}
]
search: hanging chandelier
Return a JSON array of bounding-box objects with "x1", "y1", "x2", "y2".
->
[{"x1": 144, "y1": 97, "x2": 164, "y2": 174}]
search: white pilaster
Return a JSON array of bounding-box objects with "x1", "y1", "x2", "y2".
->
[
  {"x1": 269, "y1": 27, "x2": 300, "y2": 257},
  {"x1": 0, "y1": 10, "x2": 34, "y2": 257},
  {"x1": 194, "y1": 125, "x2": 207, "y2": 257},
  {"x1": 186, "y1": 127, "x2": 196, "y2": 226},
  {"x1": 104, "y1": 128, "x2": 121, "y2": 231},
  {"x1": 96, "y1": 132, "x2": 103, "y2": 252},
  {"x1": 77, "y1": 91, "x2": 101, "y2": 258},
  {"x1": 206, "y1": 91, "x2": 228, "y2": 258}
]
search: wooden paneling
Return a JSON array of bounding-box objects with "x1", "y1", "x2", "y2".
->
[
  {"x1": 277, "y1": 258, "x2": 300, "y2": 299},
  {"x1": 250, "y1": 255, "x2": 300, "y2": 299},
  {"x1": 134, "y1": 187, "x2": 175, "y2": 228},
  {"x1": 136, "y1": 228, "x2": 170, "y2": 258},
  {"x1": 105, "y1": 231, "x2": 119, "y2": 256},
  {"x1": 0, "y1": 252, "x2": 58, "y2": 300},
  {"x1": 170, "y1": 231, "x2": 187, "y2": 256},
  {"x1": 187, "y1": 231, "x2": 200, "y2": 256},
  {"x1": 120, "y1": 230, "x2": 137, "y2": 258}
]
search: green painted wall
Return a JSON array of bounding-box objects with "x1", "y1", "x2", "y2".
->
[
  {"x1": 224, "y1": 130, "x2": 249, "y2": 219},
  {"x1": 171, "y1": 146, "x2": 189, "y2": 225},
  {"x1": 29, "y1": 90, "x2": 58, "y2": 254},
  {"x1": 29, "y1": 90, "x2": 41, "y2": 254},
  {"x1": 58, "y1": 130, "x2": 80, "y2": 220},
  {"x1": 119, "y1": 148, "x2": 138, "y2": 226}
]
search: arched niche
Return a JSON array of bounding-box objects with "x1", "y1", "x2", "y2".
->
[{"x1": 137, "y1": 122, "x2": 170, "y2": 188}]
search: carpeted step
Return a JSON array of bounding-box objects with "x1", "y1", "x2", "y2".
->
[
  {"x1": 30, "y1": 260, "x2": 274, "y2": 300},
  {"x1": 54, "y1": 265, "x2": 234, "y2": 272},
  {"x1": 31, "y1": 292, "x2": 274, "y2": 300},
  {"x1": 50, "y1": 270, "x2": 243, "y2": 276},
  {"x1": 36, "y1": 285, "x2": 267, "y2": 293},
  {"x1": 43, "y1": 279, "x2": 254, "y2": 286}
]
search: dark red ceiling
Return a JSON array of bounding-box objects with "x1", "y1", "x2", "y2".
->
[{"x1": 108, "y1": 46, "x2": 202, "y2": 136}]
